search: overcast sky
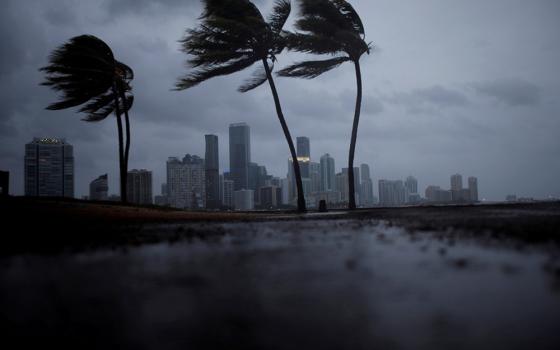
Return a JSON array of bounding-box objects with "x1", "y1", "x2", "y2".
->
[{"x1": 1, "y1": 0, "x2": 559, "y2": 201}]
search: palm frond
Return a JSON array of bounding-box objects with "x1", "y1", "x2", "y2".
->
[
  {"x1": 268, "y1": 0, "x2": 291, "y2": 34},
  {"x1": 284, "y1": 32, "x2": 344, "y2": 55},
  {"x1": 277, "y1": 56, "x2": 350, "y2": 78},
  {"x1": 331, "y1": 0, "x2": 364, "y2": 36},
  {"x1": 238, "y1": 64, "x2": 269, "y2": 92},
  {"x1": 175, "y1": 57, "x2": 256, "y2": 90}
]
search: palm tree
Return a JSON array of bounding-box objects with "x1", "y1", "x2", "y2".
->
[
  {"x1": 40, "y1": 35, "x2": 134, "y2": 203},
  {"x1": 176, "y1": 0, "x2": 307, "y2": 212},
  {"x1": 278, "y1": 0, "x2": 370, "y2": 210}
]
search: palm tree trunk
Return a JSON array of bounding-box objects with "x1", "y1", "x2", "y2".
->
[
  {"x1": 119, "y1": 89, "x2": 131, "y2": 203},
  {"x1": 262, "y1": 58, "x2": 306, "y2": 212},
  {"x1": 112, "y1": 84, "x2": 127, "y2": 203},
  {"x1": 348, "y1": 60, "x2": 363, "y2": 210}
]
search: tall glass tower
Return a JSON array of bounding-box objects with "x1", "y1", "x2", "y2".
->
[
  {"x1": 205, "y1": 134, "x2": 220, "y2": 209},
  {"x1": 229, "y1": 123, "x2": 251, "y2": 191},
  {"x1": 24, "y1": 138, "x2": 74, "y2": 198}
]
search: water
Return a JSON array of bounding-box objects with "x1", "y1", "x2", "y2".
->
[{"x1": 1, "y1": 219, "x2": 559, "y2": 349}]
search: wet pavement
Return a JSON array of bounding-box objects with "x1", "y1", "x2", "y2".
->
[{"x1": 1, "y1": 219, "x2": 560, "y2": 349}]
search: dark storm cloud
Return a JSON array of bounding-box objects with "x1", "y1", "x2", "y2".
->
[
  {"x1": 0, "y1": 0, "x2": 559, "y2": 201},
  {"x1": 472, "y1": 78, "x2": 541, "y2": 107}
]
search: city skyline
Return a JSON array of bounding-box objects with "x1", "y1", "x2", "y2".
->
[{"x1": 1, "y1": 1, "x2": 559, "y2": 201}]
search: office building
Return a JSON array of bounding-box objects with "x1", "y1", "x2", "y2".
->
[
  {"x1": 296, "y1": 136, "x2": 310, "y2": 178},
  {"x1": 234, "y1": 189, "x2": 254, "y2": 210},
  {"x1": 167, "y1": 154, "x2": 205, "y2": 209},
  {"x1": 89, "y1": 174, "x2": 108, "y2": 201},
  {"x1": 360, "y1": 164, "x2": 374, "y2": 206},
  {"x1": 310, "y1": 162, "x2": 321, "y2": 193},
  {"x1": 378, "y1": 180, "x2": 406, "y2": 206},
  {"x1": 425, "y1": 185, "x2": 452, "y2": 202},
  {"x1": 405, "y1": 176, "x2": 419, "y2": 203},
  {"x1": 24, "y1": 138, "x2": 74, "y2": 198},
  {"x1": 127, "y1": 169, "x2": 153, "y2": 205},
  {"x1": 320, "y1": 153, "x2": 335, "y2": 191},
  {"x1": 335, "y1": 172, "x2": 349, "y2": 202},
  {"x1": 205, "y1": 134, "x2": 220, "y2": 209},
  {"x1": 468, "y1": 177, "x2": 479, "y2": 202},
  {"x1": 229, "y1": 123, "x2": 251, "y2": 191},
  {"x1": 223, "y1": 179, "x2": 234, "y2": 208},
  {"x1": 259, "y1": 186, "x2": 280, "y2": 209}
]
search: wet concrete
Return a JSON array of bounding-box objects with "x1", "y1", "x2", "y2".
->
[{"x1": 1, "y1": 219, "x2": 559, "y2": 349}]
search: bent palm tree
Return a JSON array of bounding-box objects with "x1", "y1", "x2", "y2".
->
[
  {"x1": 176, "y1": 0, "x2": 306, "y2": 212},
  {"x1": 278, "y1": 0, "x2": 370, "y2": 209},
  {"x1": 40, "y1": 35, "x2": 134, "y2": 203}
]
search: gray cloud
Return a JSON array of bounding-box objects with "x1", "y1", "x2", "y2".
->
[
  {"x1": 0, "y1": 0, "x2": 560, "y2": 201},
  {"x1": 385, "y1": 85, "x2": 469, "y2": 114},
  {"x1": 472, "y1": 78, "x2": 541, "y2": 107}
]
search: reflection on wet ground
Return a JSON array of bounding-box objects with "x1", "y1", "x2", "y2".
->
[{"x1": 1, "y1": 219, "x2": 559, "y2": 349}]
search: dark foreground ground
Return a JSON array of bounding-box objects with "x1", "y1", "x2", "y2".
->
[{"x1": 1, "y1": 197, "x2": 560, "y2": 349}]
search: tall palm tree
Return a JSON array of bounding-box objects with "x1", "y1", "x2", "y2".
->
[
  {"x1": 278, "y1": 0, "x2": 370, "y2": 210},
  {"x1": 40, "y1": 35, "x2": 134, "y2": 203},
  {"x1": 176, "y1": 0, "x2": 307, "y2": 212}
]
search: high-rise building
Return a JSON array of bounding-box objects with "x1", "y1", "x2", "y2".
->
[
  {"x1": 167, "y1": 154, "x2": 205, "y2": 209},
  {"x1": 296, "y1": 137, "x2": 310, "y2": 158},
  {"x1": 405, "y1": 176, "x2": 418, "y2": 194},
  {"x1": 451, "y1": 173, "x2": 464, "y2": 202},
  {"x1": 234, "y1": 189, "x2": 254, "y2": 210},
  {"x1": 259, "y1": 186, "x2": 280, "y2": 209},
  {"x1": 360, "y1": 164, "x2": 374, "y2": 206},
  {"x1": 229, "y1": 123, "x2": 251, "y2": 191},
  {"x1": 310, "y1": 162, "x2": 321, "y2": 193},
  {"x1": 335, "y1": 172, "x2": 349, "y2": 202},
  {"x1": 378, "y1": 180, "x2": 406, "y2": 206},
  {"x1": 127, "y1": 169, "x2": 153, "y2": 205},
  {"x1": 405, "y1": 175, "x2": 419, "y2": 203},
  {"x1": 296, "y1": 136, "x2": 310, "y2": 178},
  {"x1": 89, "y1": 174, "x2": 108, "y2": 201},
  {"x1": 425, "y1": 185, "x2": 452, "y2": 202},
  {"x1": 24, "y1": 138, "x2": 74, "y2": 198},
  {"x1": 468, "y1": 176, "x2": 478, "y2": 202},
  {"x1": 320, "y1": 153, "x2": 335, "y2": 191},
  {"x1": 205, "y1": 134, "x2": 220, "y2": 209},
  {"x1": 223, "y1": 179, "x2": 234, "y2": 208},
  {"x1": 0, "y1": 170, "x2": 9, "y2": 196},
  {"x1": 451, "y1": 174, "x2": 463, "y2": 191}
]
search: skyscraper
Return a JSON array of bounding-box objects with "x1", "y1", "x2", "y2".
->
[
  {"x1": 229, "y1": 123, "x2": 251, "y2": 191},
  {"x1": 320, "y1": 153, "x2": 335, "y2": 191},
  {"x1": 360, "y1": 164, "x2": 374, "y2": 206},
  {"x1": 296, "y1": 137, "x2": 310, "y2": 159},
  {"x1": 24, "y1": 138, "x2": 74, "y2": 198},
  {"x1": 223, "y1": 179, "x2": 234, "y2": 208},
  {"x1": 451, "y1": 173, "x2": 464, "y2": 201},
  {"x1": 405, "y1": 176, "x2": 418, "y2": 194},
  {"x1": 127, "y1": 169, "x2": 153, "y2": 205},
  {"x1": 296, "y1": 137, "x2": 310, "y2": 178},
  {"x1": 468, "y1": 176, "x2": 479, "y2": 202},
  {"x1": 205, "y1": 134, "x2": 220, "y2": 209},
  {"x1": 167, "y1": 155, "x2": 205, "y2": 209},
  {"x1": 378, "y1": 180, "x2": 406, "y2": 207},
  {"x1": 89, "y1": 174, "x2": 108, "y2": 201},
  {"x1": 451, "y1": 174, "x2": 463, "y2": 191},
  {"x1": 310, "y1": 162, "x2": 321, "y2": 193}
]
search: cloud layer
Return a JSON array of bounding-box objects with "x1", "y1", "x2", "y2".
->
[{"x1": 1, "y1": 0, "x2": 559, "y2": 201}]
